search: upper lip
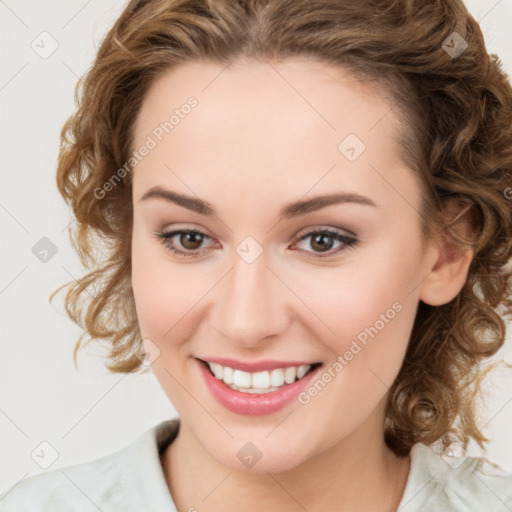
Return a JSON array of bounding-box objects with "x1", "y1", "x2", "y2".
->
[{"x1": 197, "y1": 357, "x2": 321, "y2": 372}]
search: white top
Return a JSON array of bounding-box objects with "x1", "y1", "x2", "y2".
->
[{"x1": 1, "y1": 418, "x2": 512, "y2": 511}]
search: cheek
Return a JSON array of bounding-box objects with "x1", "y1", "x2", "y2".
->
[
  {"x1": 300, "y1": 279, "x2": 415, "y2": 385},
  {"x1": 131, "y1": 226, "x2": 186, "y2": 340},
  {"x1": 292, "y1": 252, "x2": 420, "y2": 433},
  {"x1": 294, "y1": 235, "x2": 423, "y2": 366},
  {"x1": 131, "y1": 225, "x2": 216, "y2": 355}
]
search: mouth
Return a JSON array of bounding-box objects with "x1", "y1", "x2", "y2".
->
[{"x1": 198, "y1": 358, "x2": 323, "y2": 394}]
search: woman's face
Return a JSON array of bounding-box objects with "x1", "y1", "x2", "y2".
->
[{"x1": 131, "y1": 58, "x2": 438, "y2": 472}]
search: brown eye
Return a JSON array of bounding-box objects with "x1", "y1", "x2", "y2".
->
[
  {"x1": 155, "y1": 229, "x2": 213, "y2": 258},
  {"x1": 179, "y1": 231, "x2": 204, "y2": 250},
  {"x1": 293, "y1": 228, "x2": 358, "y2": 258},
  {"x1": 309, "y1": 232, "x2": 336, "y2": 252}
]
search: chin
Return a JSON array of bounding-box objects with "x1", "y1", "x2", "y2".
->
[{"x1": 202, "y1": 428, "x2": 317, "y2": 474}]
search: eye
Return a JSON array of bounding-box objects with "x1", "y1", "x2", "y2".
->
[
  {"x1": 154, "y1": 229, "x2": 214, "y2": 259},
  {"x1": 291, "y1": 227, "x2": 358, "y2": 258}
]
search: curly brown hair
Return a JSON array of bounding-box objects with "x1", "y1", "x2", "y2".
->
[{"x1": 50, "y1": 0, "x2": 512, "y2": 457}]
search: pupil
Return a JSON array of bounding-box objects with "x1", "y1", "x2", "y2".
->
[
  {"x1": 181, "y1": 232, "x2": 202, "y2": 249},
  {"x1": 312, "y1": 233, "x2": 333, "y2": 252}
]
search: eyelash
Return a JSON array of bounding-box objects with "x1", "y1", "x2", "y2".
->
[{"x1": 153, "y1": 226, "x2": 358, "y2": 260}]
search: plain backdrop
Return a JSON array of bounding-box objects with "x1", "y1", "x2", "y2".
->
[{"x1": 1, "y1": 0, "x2": 512, "y2": 493}]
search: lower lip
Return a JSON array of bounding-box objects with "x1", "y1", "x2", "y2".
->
[{"x1": 197, "y1": 359, "x2": 322, "y2": 415}]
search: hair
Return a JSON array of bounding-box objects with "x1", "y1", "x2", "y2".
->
[{"x1": 50, "y1": 0, "x2": 512, "y2": 457}]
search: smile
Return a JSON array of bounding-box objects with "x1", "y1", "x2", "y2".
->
[{"x1": 196, "y1": 358, "x2": 323, "y2": 415}]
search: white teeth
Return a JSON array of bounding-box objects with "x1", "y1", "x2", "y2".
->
[
  {"x1": 270, "y1": 368, "x2": 285, "y2": 387},
  {"x1": 252, "y1": 370, "x2": 270, "y2": 388},
  {"x1": 223, "y1": 366, "x2": 234, "y2": 385},
  {"x1": 206, "y1": 361, "x2": 314, "y2": 392},
  {"x1": 284, "y1": 366, "x2": 296, "y2": 384},
  {"x1": 210, "y1": 362, "x2": 223, "y2": 379},
  {"x1": 233, "y1": 369, "x2": 252, "y2": 388},
  {"x1": 297, "y1": 365, "x2": 309, "y2": 379}
]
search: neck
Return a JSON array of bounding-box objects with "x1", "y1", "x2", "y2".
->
[{"x1": 162, "y1": 416, "x2": 411, "y2": 512}]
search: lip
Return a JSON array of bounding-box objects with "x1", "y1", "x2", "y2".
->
[
  {"x1": 197, "y1": 357, "x2": 319, "y2": 372},
  {"x1": 196, "y1": 358, "x2": 322, "y2": 415}
]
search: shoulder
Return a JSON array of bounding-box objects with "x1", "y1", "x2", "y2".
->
[
  {"x1": 398, "y1": 442, "x2": 512, "y2": 511},
  {"x1": 0, "y1": 419, "x2": 180, "y2": 512},
  {"x1": 0, "y1": 449, "x2": 125, "y2": 512}
]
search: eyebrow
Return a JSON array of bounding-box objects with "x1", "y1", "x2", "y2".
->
[{"x1": 139, "y1": 186, "x2": 377, "y2": 220}]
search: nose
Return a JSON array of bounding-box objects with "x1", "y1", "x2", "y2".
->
[{"x1": 210, "y1": 249, "x2": 290, "y2": 348}]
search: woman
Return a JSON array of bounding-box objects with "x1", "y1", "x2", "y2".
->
[{"x1": 1, "y1": 0, "x2": 512, "y2": 510}]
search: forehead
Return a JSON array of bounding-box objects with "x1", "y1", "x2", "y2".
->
[
  {"x1": 131, "y1": 58, "x2": 419, "y2": 211},
  {"x1": 134, "y1": 57, "x2": 396, "y2": 143}
]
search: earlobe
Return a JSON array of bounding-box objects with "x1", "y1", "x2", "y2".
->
[{"x1": 419, "y1": 240, "x2": 473, "y2": 306}]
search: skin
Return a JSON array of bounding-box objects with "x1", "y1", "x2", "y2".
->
[{"x1": 130, "y1": 58, "x2": 473, "y2": 511}]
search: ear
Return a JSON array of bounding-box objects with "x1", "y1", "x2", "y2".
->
[{"x1": 419, "y1": 199, "x2": 475, "y2": 307}]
